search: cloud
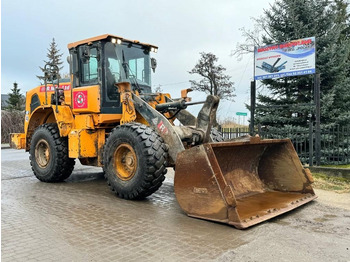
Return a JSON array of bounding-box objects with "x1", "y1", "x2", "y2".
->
[{"x1": 2, "y1": 0, "x2": 271, "y2": 120}]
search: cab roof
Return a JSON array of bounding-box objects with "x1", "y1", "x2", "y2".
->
[{"x1": 67, "y1": 34, "x2": 158, "y2": 50}]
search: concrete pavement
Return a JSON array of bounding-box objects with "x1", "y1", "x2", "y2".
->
[{"x1": 2, "y1": 148, "x2": 350, "y2": 261}]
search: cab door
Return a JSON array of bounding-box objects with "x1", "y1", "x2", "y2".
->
[
  {"x1": 101, "y1": 42, "x2": 122, "y2": 114},
  {"x1": 72, "y1": 45, "x2": 101, "y2": 114}
]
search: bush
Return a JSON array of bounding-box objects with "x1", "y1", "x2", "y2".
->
[{"x1": 1, "y1": 110, "x2": 25, "y2": 143}]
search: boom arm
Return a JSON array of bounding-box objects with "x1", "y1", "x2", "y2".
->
[
  {"x1": 132, "y1": 94, "x2": 184, "y2": 165},
  {"x1": 132, "y1": 92, "x2": 220, "y2": 165}
]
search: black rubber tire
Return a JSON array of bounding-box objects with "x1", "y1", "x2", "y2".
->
[
  {"x1": 103, "y1": 122, "x2": 168, "y2": 200},
  {"x1": 210, "y1": 128, "x2": 225, "y2": 142},
  {"x1": 29, "y1": 123, "x2": 75, "y2": 182}
]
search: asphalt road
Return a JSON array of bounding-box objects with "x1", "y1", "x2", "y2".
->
[{"x1": 2, "y1": 148, "x2": 350, "y2": 262}]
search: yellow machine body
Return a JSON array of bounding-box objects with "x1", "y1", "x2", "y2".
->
[
  {"x1": 11, "y1": 34, "x2": 317, "y2": 229},
  {"x1": 14, "y1": 80, "x2": 171, "y2": 166},
  {"x1": 10, "y1": 133, "x2": 26, "y2": 149}
]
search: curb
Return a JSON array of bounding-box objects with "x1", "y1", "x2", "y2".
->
[
  {"x1": 1, "y1": 144, "x2": 11, "y2": 149},
  {"x1": 308, "y1": 166, "x2": 350, "y2": 180}
]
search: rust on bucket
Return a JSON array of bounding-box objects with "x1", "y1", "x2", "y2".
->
[{"x1": 174, "y1": 137, "x2": 317, "y2": 229}]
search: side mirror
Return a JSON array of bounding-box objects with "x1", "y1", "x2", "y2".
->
[
  {"x1": 68, "y1": 52, "x2": 79, "y2": 76},
  {"x1": 83, "y1": 46, "x2": 91, "y2": 58},
  {"x1": 80, "y1": 46, "x2": 91, "y2": 64},
  {"x1": 151, "y1": 58, "x2": 157, "y2": 73}
]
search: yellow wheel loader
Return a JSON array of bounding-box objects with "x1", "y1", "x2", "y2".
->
[{"x1": 11, "y1": 34, "x2": 316, "y2": 228}]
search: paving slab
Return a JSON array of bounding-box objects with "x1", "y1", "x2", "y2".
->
[{"x1": 2, "y1": 149, "x2": 350, "y2": 261}]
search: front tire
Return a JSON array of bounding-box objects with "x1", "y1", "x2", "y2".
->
[
  {"x1": 29, "y1": 123, "x2": 75, "y2": 182},
  {"x1": 103, "y1": 123, "x2": 168, "y2": 199}
]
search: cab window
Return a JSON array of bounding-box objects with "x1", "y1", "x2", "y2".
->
[
  {"x1": 81, "y1": 47, "x2": 98, "y2": 84},
  {"x1": 128, "y1": 58, "x2": 146, "y2": 83}
]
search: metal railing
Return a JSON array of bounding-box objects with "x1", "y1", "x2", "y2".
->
[
  {"x1": 319, "y1": 125, "x2": 350, "y2": 165},
  {"x1": 220, "y1": 127, "x2": 250, "y2": 140},
  {"x1": 219, "y1": 124, "x2": 350, "y2": 166}
]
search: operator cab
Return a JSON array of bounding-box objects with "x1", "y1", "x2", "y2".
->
[{"x1": 67, "y1": 34, "x2": 158, "y2": 114}]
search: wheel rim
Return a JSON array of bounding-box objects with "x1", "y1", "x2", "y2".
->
[
  {"x1": 35, "y1": 139, "x2": 51, "y2": 168},
  {"x1": 114, "y1": 143, "x2": 137, "y2": 181}
]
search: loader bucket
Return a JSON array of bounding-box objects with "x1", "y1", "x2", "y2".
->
[{"x1": 174, "y1": 137, "x2": 317, "y2": 229}]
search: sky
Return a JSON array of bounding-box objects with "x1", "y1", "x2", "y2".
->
[{"x1": 1, "y1": 0, "x2": 273, "y2": 124}]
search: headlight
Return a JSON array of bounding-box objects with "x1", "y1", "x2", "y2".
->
[
  {"x1": 111, "y1": 38, "x2": 122, "y2": 44},
  {"x1": 150, "y1": 47, "x2": 158, "y2": 53}
]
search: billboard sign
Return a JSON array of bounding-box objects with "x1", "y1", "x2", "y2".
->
[{"x1": 254, "y1": 37, "x2": 315, "y2": 80}]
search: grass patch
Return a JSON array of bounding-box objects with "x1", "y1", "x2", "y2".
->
[
  {"x1": 312, "y1": 172, "x2": 350, "y2": 193},
  {"x1": 321, "y1": 164, "x2": 350, "y2": 169}
]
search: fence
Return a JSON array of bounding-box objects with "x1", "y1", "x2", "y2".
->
[
  {"x1": 220, "y1": 127, "x2": 250, "y2": 140},
  {"x1": 219, "y1": 124, "x2": 350, "y2": 166},
  {"x1": 319, "y1": 125, "x2": 350, "y2": 165},
  {"x1": 258, "y1": 125, "x2": 312, "y2": 164}
]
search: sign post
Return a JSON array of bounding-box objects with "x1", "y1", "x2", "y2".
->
[
  {"x1": 315, "y1": 73, "x2": 321, "y2": 165},
  {"x1": 250, "y1": 81, "x2": 256, "y2": 135},
  {"x1": 236, "y1": 112, "x2": 248, "y2": 126},
  {"x1": 253, "y1": 37, "x2": 318, "y2": 164}
]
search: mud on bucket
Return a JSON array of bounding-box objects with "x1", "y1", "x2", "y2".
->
[{"x1": 174, "y1": 137, "x2": 317, "y2": 229}]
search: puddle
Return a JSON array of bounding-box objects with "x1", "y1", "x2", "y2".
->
[
  {"x1": 314, "y1": 214, "x2": 337, "y2": 222},
  {"x1": 314, "y1": 217, "x2": 329, "y2": 222},
  {"x1": 324, "y1": 214, "x2": 337, "y2": 218},
  {"x1": 271, "y1": 219, "x2": 291, "y2": 226}
]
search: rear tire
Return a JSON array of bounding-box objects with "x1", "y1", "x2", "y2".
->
[
  {"x1": 29, "y1": 123, "x2": 75, "y2": 182},
  {"x1": 103, "y1": 123, "x2": 168, "y2": 199}
]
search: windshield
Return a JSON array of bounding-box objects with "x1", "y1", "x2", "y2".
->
[{"x1": 104, "y1": 42, "x2": 151, "y2": 96}]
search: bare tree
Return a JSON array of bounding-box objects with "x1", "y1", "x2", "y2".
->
[
  {"x1": 1, "y1": 110, "x2": 25, "y2": 143},
  {"x1": 189, "y1": 52, "x2": 235, "y2": 101}
]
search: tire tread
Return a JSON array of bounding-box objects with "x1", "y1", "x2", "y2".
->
[
  {"x1": 103, "y1": 122, "x2": 168, "y2": 200},
  {"x1": 30, "y1": 123, "x2": 75, "y2": 182}
]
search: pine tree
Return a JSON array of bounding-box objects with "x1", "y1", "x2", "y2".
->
[
  {"x1": 235, "y1": 0, "x2": 350, "y2": 127},
  {"x1": 6, "y1": 82, "x2": 25, "y2": 111},
  {"x1": 37, "y1": 38, "x2": 64, "y2": 82},
  {"x1": 189, "y1": 52, "x2": 235, "y2": 101}
]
